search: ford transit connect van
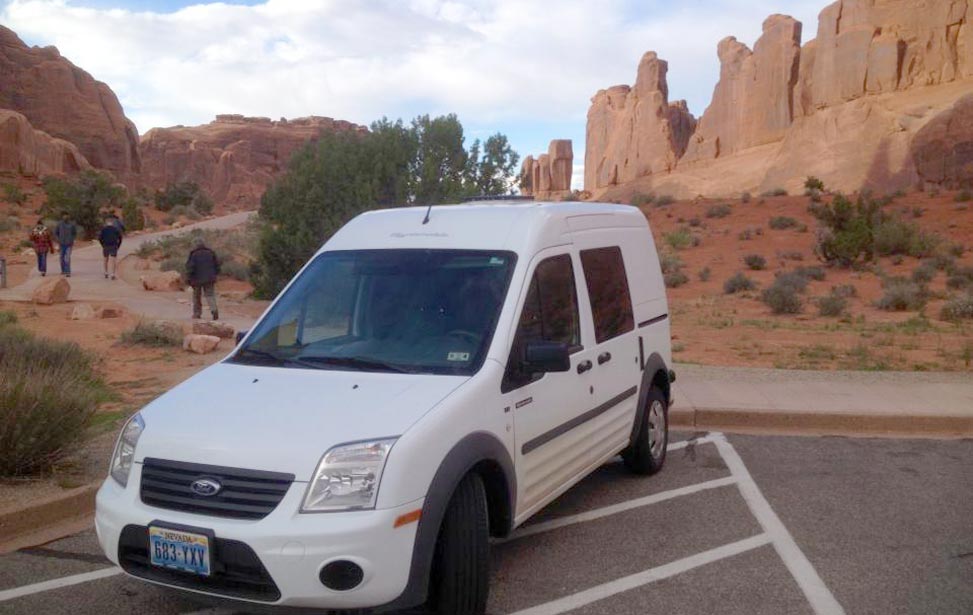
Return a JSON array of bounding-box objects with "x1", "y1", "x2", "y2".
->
[{"x1": 96, "y1": 201, "x2": 674, "y2": 614}]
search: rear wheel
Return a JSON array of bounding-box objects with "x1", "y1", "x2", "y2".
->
[
  {"x1": 428, "y1": 472, "x2": 489, "y2": 615},
  {"x1": 622, "y1": 386, "x2": 668, "y2": 475}
]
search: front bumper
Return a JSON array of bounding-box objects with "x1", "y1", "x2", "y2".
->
[{"x1": 95, "y1": 464, "x2": 423, "y2": 610}]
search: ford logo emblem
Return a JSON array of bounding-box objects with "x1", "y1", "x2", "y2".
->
[{"x1": 191, "y1": 478, "x2": 222, "y2": 497}]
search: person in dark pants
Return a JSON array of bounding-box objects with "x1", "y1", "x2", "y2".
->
[
  {"x1": 98, "y1": 218, "x2": 123, "y2": 280},
  {"x1": 29, "y1": 220, "x2": 55, "y2": 277},
  {"x1": 185, "y1": 236, "x2": 220, "y2": 320},
  {"x1": 53, "y1": 212, "x2": 77, "y2": 277}
]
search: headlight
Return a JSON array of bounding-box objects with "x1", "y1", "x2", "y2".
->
[
  {"x1": 301, "y1": 438, "x2": 397, "y2": 512},
  {"x1": 110, "y1": 413, "x2": 144, "y2": 487}
]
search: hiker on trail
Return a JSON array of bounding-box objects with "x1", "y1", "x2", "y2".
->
[
  {"x1": 108, "y1": 211, "x2": 125, "y2": 240},
  {"x1": 98, "y1": 217, "x2": 123, "y2": 280},
  {"x1": 28, "y1": 219, "x2": 55, "y2": 277},
  {"x1": 53, "y1": 212, "x2": 77, "y2": 277},
  {"x1": 185, "y1": 236, "x2": 221, "y2": 321}
]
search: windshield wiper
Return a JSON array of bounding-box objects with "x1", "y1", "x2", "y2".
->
[
  {"x1": 234, "y1": 348, "x2": 327, "y2": 370},
  {"x1": 296, "y1": 356, "x2": 412, "y2": 373}
]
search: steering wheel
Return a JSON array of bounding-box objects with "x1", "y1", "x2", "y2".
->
[{"x1": 446, "y1": 330, "x2": 480, "y2": 345}]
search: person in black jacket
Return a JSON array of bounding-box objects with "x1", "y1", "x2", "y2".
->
[
  {"x1": 185, "y1": 236, "x2": 221, "y2": 320},
  {"x1": 98, "y1": 217, "x2": 123, "y2": 280}
]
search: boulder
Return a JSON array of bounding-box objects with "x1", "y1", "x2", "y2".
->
[
  {"x1": 140, "y1": 271, "x2": 184, "y2": 291},
  {"x1": 0, "y1": 110, "x2": 90, "y2": 176},
  {"x1": 183, "y1": 334, "x2": 221, "y2": 355},
  {"x1": 70, "y1": 303, "x2": 95, "y2": 320},
  {"x1": 912, "y1": 94, "x2": 973, "y2": 189},
  {"x1": 95, "y1": 305, "x2": 124, "y2": 319},
  {"x1": 31, "y1": 277, "x2": 70, "y2": 305},
  {"x1": 192, "y1": 321, "x2": 236, "y2": 339}
]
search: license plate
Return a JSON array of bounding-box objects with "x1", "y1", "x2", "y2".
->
[{"x1": 148, "y1": 526, "x2": 211, "y2": 576}]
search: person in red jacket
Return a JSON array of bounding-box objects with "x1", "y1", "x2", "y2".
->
[{"x1": 28, "y1": 220, "x2": 56, "y2": 277}]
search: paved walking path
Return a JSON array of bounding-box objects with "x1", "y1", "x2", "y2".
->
[{"x1": 0, "y1": 212, "x2": 257, "y2": 329}]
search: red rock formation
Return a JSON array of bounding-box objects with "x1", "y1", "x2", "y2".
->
[
  {"x1": 0, "y1": 109, "x2": 89, "y2": 176},
  {"x1": 912, "y1": 93, "x2": 973, "y2": 188},
  {"x1": 139, "y1": 115, "x2": 367, "y2": 208},
  {"x1": 0, "y1": 25, "x2": 140, "y2": 179},
  {"x1": 520, "y1": 139, "x2": 573, "y2": 198}
]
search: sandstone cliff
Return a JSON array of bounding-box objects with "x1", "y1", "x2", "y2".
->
[
  {"x1": 0, "y1": 25, "x2": 140, "y2": 180},
  {"x1": 586, "y1": 0, "x2": 973, "y2": 199},
  {"x1": 0, "y1": 109, "x2": 90, "y2": 176},
  {"x1": 521, "y1": 139, "x2": 573, "y2": 199},
  {"x1": 139, "y1": 115, "x2": 368, "y2": 208}
]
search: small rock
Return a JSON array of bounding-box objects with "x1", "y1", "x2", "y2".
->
[
  {"x1": 192, "y1": 321, "x2": 235, "y2": 339},
  {"x1": 183, "y1": 333, "x2": 221, "y2": 354},
  {"x1": 70, "y1": 303, "x2": 95, "y2": 320},
  {"x1": 132, "y1": 258, "x2": 152, "y2": 271},
  {"x1": 32, "y1": 277, "x2": 70, "y2": 305},
  {"x1": 140, "y1": 271, "x2": 184, "y2": 291},
  {"x1": 95, "y1": 305, "x2": 124, "y2": 319}
]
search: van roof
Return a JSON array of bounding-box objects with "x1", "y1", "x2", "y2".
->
[{"x1": 321, "y1": 201, "x2": 648, "y2": 254}]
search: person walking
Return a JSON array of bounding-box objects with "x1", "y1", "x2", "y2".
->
[
  {"x1": 98, "y1": 217, "x2": 123, "y2": 280},
  {"x1": 53, "y1": 212, "x2": 77, "y2": 277},
  {"x1": 28, "y1": 219, "x2": 55, "y2": 277},
  {"x1": 185, "y1": 236, "x2": 220, "y2": 320}
]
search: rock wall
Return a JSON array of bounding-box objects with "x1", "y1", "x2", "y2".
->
[
  {"x1": 0, "y1": 109, "x2": 90, "y2": 176},
  {"x1": 139, "y1": 115, "x2": 367, "y2": 208},
  {"x1": 585, "y1": 0, "x2": 973, "y2": 198},
  {"x1": 0, "y1": 25, "x2": 140, "y2": 180},
  {"x1": 521, "y1": 139, "x2": 573, "y2": 199}
]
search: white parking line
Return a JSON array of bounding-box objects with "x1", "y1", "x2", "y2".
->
[
  {"x1": 507, "y1": 533, "x2": 772, "y2": 615},
  {"x1": 667, "y1": 433, "x2": 718, "y2": 452},
  {"x1": 0, "y1": 566, "x2": 121, "y2": 603},
  {"x1": 502, "y1": 475, "x2": 737, "y2": 542},
  {"x1": 713, "y1": 433, "x2": 845, "y2": 615}
]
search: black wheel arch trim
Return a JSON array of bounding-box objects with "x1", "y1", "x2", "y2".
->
[
  {"x1": 374, "y1": 431, "x2": 515, "y2": 612},
  {"x1": 629, "y1": 352, "x2": 671, "y2": 448}
]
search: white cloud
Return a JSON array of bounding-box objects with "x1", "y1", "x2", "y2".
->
[{"x1": 1, "y1": 0, "x2": 829, "y2": 183}]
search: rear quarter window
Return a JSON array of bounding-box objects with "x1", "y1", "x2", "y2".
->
[{"x1": 580, "y1": 246, "x2": 634, "y2": 343}]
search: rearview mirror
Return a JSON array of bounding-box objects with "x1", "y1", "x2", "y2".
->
[{"x1": 523, "y1": 341, "x2": 571, "y2": 374}]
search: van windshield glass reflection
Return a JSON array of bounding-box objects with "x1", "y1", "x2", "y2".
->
[{"x1": 232, "y1": 250, "x2": 516, "y2": 375}]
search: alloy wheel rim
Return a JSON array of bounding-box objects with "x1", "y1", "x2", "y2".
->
[{"x1": 648, "y1": 400, "x2": 666, "y2": 459}]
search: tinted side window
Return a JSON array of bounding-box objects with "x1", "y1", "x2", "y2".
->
[
  {"x1": 580, "y1": 246, "x2": 634, "y2": 343},
  {"x1": 502, "y1": 254, "x2": 580, "y2": 392}
]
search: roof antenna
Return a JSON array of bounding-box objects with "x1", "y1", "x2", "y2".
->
[{"x1": 421, "y1": 202, "x2": 433, "y2": 225}]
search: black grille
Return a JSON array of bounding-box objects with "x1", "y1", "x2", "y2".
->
[
  {"x1": 140, "y1": 458, "x2": 294, "y2": 520},
  {"x1": 118, "y1": 524, "x2": 280, "y2": 602}
]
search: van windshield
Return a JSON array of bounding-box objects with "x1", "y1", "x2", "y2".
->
[{"x1": 231, "y1": 249, "x2": 517, "y2": 375}]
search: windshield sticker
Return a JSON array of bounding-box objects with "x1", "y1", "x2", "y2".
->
[
  {"x1": 447, "y1": 352, "x2": 471, "y2": 362},
  {"x1": 489, "y1": 257, "x2": 506, "y2": 265}
]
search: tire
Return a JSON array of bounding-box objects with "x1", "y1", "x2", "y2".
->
[
  {"x1": 622, "y1": 386, "x2": 668, "y2": 475},
  {"x1": 428, "y1": 472, "x2": 490, "y2": 615}
]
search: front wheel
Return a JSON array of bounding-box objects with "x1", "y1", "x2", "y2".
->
[
  {"x1": 428, "y1": 472, "x2": 489, "y2": 615},
  {"x1": 622, "y1": 387, "x2": 668, "y2": 475}
]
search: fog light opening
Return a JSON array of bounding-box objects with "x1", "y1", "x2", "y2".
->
[{"x1": 319, "y1": 560, "x2": 365, "y2": 591}]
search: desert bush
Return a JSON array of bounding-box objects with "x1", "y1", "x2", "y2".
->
[
  {"x1": 946, "y1": 266, "x2": 973, "y2": 290},
  {"x1": 0, "y1": 216, "x2": 18, "y2": 233},
  {"x1": 1, "y1": 183, "x2": 26, "y2": 206},
  {"x1": 688, "y1": 217, "x2": 702, "y2": 228},
  {"x1": 738, "y1": 227, "x2": 757, "y2": 241},
  {"x1": 830, "y1": 284, "x2": 858, "y2": 299},
  {"x1": 655, "y1": 194, "x2": 675, "y2": 207},
  {"x1": 769, "y1": 216, "x2": 800, "y2": 230},
  {"x1": 631, "y1": 193, "x2": 655, "y2": 207},
  {"x1": 120, "y1": 321, "x2": 183, "y2": 347},
  {"x1": 698, "y1": 267, "x2": 711, "y2": 282},
  {"x1": 0, "y1": 325, "x2": 111, "y2": 476},
  {"x1": 911, "y1": 207, "x2": 925, "y2": 219},
  {"x1": 940, "y1": 293, "x2": 973, "y2": 321},
  {"x1": 911, "y1": 261, "x2": 938, "y2": 284},
  {"x1": 220, "y1": 259, "x2": 250, "y2": 282},
  {"x1": 808, "y1": 193, "x2": 884, "y2": 267},
  {"x1": 741, "y1": 192, "x2": 752, "y2": 203},
  {"x1": 705, "y1": 204, "x2": 732, "y2": 219},
  {"x1": 155, "y1": 181, "x2": 214, "y2": 214},
  {"x1": 816, "y1": 293, "x2": 848, "y2": 317},
  {"x1": 664, "y1": 270, "x2": 690, "y2": 288},
  {"x1": 780, "y1": 250, "x2": 804, "y2": 261},
  {"x1": 121, "y1": 197, "x2": 146, "y2": 231},
  {"x1": 794, "y1": 266, "x2": 826, "y2": 281},
  {"x1": 724, "y1": 272, "x2": 757, "y2": 295},
  {"x1": 159, "y1": 257, "x2": 186, "y2": 275},
  {"x1": 0, "y1": 310, "x2": 17, "y2": 327},
  {"x1": 659, "y1": 251, "x2": 687, "y2": 288},
  {"x1": 41, "y1": 170, "x2": 125, "y2": 239},
  {"x1": 804, "y1": 177, "x2": 825, "y2": 193},
  {"x1": 170, "y1": 204, "x2": 202, "y2": 221},
  {"x1": 875, "y1": 278, "x2": 926, "y2": 311},
  {"x1": 873, "y1": 218, "x2": 939, "y2": 258},
  {"x1": 955, "y1": 190, "x2": 973, "y2": 203},
  {"x1": 744, "y1": 254, "x2": 767, "y2": 270},
  {"x1": 664, "y1": 228, "x2": 694, "y2": 250},
  {"x1": 773, "y1": 271, "x2": 811, "y2": 293},
  {"x1": 762, "y1": 279, "x2": 804, "y2": 314},
  {"x1": 762, "y1": 188, "x2": 789, "y2": 197}
]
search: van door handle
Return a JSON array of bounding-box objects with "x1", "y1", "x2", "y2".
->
[
  {"x1": 598, "y1": 352, "x2": 612, "y2": 365},
  {"x1": 576, "y1": 360, "x2": 593, "y2": 374}
]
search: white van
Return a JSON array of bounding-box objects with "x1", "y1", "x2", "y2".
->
[{"x1": 96, "y1": 201, "x2": 674, "y2": 614}]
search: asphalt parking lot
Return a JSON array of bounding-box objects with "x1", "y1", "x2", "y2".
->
[{"x1": 1, "y1": 432, "x2": 971, "y2": 615}]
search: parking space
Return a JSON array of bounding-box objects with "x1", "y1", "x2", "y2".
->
[{"x1": 1, "y1": 433, "x2": 971, "y2": 614}]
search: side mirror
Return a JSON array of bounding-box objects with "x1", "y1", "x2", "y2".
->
[
  {"x1": 235, "y1": 330, "x2": 248, "y2": 345},
  {"x1": 523, "y1": 341, "x2": 571, "y2": 374}
]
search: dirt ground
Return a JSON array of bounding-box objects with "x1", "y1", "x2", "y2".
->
[{"x1": 640, "y1": 189, "x2": 973, "y2": 372}]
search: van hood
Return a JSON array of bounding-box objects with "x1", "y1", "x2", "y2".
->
[{"x1": 134, "y1": 362, "x2": 467, "y2": 481}]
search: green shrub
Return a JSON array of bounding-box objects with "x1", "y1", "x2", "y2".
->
[
  {"x1": 762, "y1": 188, "x2": 789, "y2": 197},
  {"x1": 780, "y1": 250, "x2": 804, "y2": 261},
  {"x1": 940, "y1": 294, "x2": 973, "y2": 321},
  {"x1": 741, "y1": 192, "x2": 752, "y2": 203},
  {"x1": 769, "y1": 216, "x2": 800, "y2": 230},
  {"x1": 1, "y1": 182, "x2": 26, "y2": 205},
  {"x1": 875, "y1": 278, "x2": 926, "y2": 311},
  {"x1": 121, "y1": 197, "x2": 146, "y2": 231},
  {"x1": 0, "y1": 325, "x2": 111, "y2": 476},
  {"x1": 804, "y1": 177, "x2": 825, "y2": 193},
  {"x1": 794, "y1": 266, "x2": 826, "y2": 281},
  {"x1": 655, "y1": 194, "x2": 675, "y2": 207},
  {"x1": 912, "y1": 207, "x2": 925, "y2": 219},
  {"x1": 816, "y1": 294, "x2": 848, "y2": 317},
  {"x1": 955, "y1": 190, "x2": 973, "y2": 203},
  {"x1": 664, "y1": 270, "x2": 690, "y2": 288},
  {"x1": 738, "y1": 227, "x2": 756, "y2": 241},
  {"x1": 155, "y1": 181, "x2": 213, "y2": 214},
  {"x1": 873, "y1": 218, "x2": 940, "y2": 258},
  {"x1": 946, "y1": 266, "x2": 973, "y2": 290},
  {"x1": 41, "y1": 170, "x2": 125, "y2": 239},
  {"x1": 120, "y1": 321, "x2": 184, "y2": 347},
  {"x1": 698, "y1": 267, "x2": 711, "y2": 282},
  {"x1": 809, "y1": 193, "x2": 884, "y2": 267},
  {"x1": 688, "y1": 217, "x2": 702, "y2": 228},
  {"x1": 705, "y1": 204, "x2": 732, "y2": 219},
  {"x1": 744, "y1": 254, "x2": 767, "y2": 270},
  {"x1": 631, "y1": 193, "x2": 655, "y2": 207},
  {"x1": 911, "y1": 261, "x2": 938, "y2": 284},
  {"x1": 830, "y1": 284, "x2": 858, "y2": 299},
  {"x1": 0, "y1": 216, "x2": 18, "y2": 233},
  {"x1": 762, "y1": 279, "x2": 804, "y2": 314},
  {"x1": 724, "y1": 272, "x2": 757, "y2": 295},
  {"x1": 664, "y1": 228, "x2": 694, "y2": 250},
  {"x1": 170, "y1": 204, "x2": 202, "y2": 221},
  {"x1": 773, "y1": 271, "x2": 810, "y2": 293},
  {"x1": 0, "y1": 310, "x2": 17, "y2": 327},
  {"x1": 220, "y1": 259, "x2": 250, "y2": 282},
  {"x1": 159, "y1": 257, "x2": 186, "y2": 275}
]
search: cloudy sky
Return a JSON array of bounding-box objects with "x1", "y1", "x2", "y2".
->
[{"x1": 1, "y1": 0, "x2": 828, "y2": 188}]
